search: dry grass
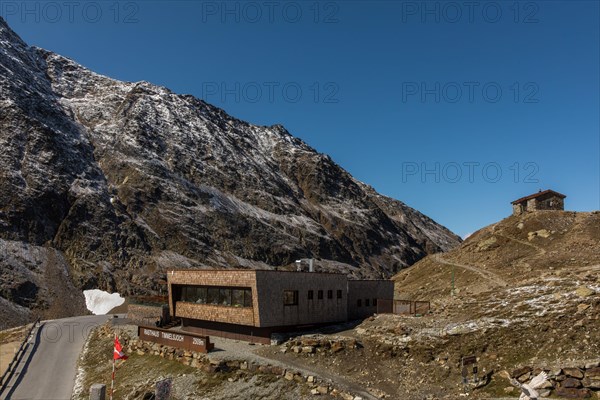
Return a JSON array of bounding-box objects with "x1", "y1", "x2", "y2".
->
[{"x1": 73, "y1": 328, "x2": 198, "y2": 400}]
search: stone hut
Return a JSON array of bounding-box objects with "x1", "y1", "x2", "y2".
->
[{"x1": 511, "y1": 189, "x2": 566, "y2": 216}]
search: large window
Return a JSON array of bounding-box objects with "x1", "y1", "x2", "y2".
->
[
  {"x1": 308, "y1": 290, "x2": 314, "y2": 300},
  {"x1": 337, "y1": 290, "x2": 343, "y2": 299},
  {"x1": 179, "y1": 285, "x2": 252, "y2": 308},
  {"x1": 283, "y1": 290, "x2": 299, "y2": 306}
]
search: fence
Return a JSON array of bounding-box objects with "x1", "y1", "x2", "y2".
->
[
  {"x1": 377, "y1": 299, "x2": 430, "y2": 316},
  {"x1": 0, "y1": 318, "x2": 40, "y2": 395}
]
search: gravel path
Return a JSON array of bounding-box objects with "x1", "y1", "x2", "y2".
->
[{"x1": 203, "y1": 336, "x2": 378, "y2": 400}]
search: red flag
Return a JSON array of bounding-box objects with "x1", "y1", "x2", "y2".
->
[{"x1": 113, "y1": 336, "x2": 128, "y2": 360}]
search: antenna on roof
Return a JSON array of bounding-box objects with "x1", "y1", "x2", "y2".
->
[{"x1": 295, "y1": 259, "x2": 315, "y2": 272}]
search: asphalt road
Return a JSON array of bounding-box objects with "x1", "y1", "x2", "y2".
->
[{"x1": 1, "y1": 315, "x2": 110, "y2": 400}]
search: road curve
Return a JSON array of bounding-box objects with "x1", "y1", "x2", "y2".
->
[{"x1": 1, "y1": 315, "x2": 109, "y2": 400}]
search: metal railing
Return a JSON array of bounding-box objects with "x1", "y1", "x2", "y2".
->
[{"x1": 0, "y1": 318, "x2": 41, "y2": 395}]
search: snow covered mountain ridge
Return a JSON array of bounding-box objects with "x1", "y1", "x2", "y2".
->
[{"x1": 0, "y1": 17, "x2": 460, "y2": 327}]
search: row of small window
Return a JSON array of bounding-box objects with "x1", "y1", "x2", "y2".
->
[
  {"x1": 179, "y1": 286, "x2": 253, "y2": 308},
  {"x1": 356, "y1": 298, "x2": 378, "y2": 307},
  {"x1": 283, "y1": 289, "x2": 343, "y2": 306}
]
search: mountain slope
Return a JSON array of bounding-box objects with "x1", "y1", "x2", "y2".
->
[
  {"x1": 0, "y1": 18, "x2": 460, "y2": 327},
  {"x1": 394, "y1": 210, "x2": 600, "y2": 299}
]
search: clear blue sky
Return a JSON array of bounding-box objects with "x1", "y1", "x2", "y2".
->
[{"x1": 3, "y1": 0, "x2": 599, "y2": 237}]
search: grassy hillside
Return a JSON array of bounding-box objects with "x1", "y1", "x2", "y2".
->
[{"x1": 394, "y1": 211, "x2": 600, "y2": 300}]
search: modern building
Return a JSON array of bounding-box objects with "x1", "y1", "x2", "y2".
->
[
  {"x1": 511, "y1": 189, "x2": 566, "y2": 216},
  {"x1": 167, "y1": 269, "x2": 393, "y2": 343}
]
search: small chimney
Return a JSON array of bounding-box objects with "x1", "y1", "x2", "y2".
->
[{"x1": 309, "y1": 259, "x2": 314, "y2": 272}]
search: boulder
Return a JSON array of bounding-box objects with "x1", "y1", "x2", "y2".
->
[
  {"x1": 202, "y1": 364, "x2": 218, "y2": 373},
  {"x1": 582, "y1": 377, "x2": 600, "y2": 389},
  {"x1": 555, "y1": 387, "x2": 591, "y2": 398},
  {"x1": 512, "y1": 366, "x2": 533, "y2": 379},
  {"x1": 578, "y1": 304, "x2": 591, "y2": 312},
  {"x1": 331, "y1": 342, "x2": 344, "y2": 353},
  {"x1": 564, "y1": 368, "x2": 585, "y2": 379},
  {"x1": 317, "y1": 386, "x2": 329, "y2": 395},
  {"x1": 575, "y1": 287, "x2": 595, "y2": 297},
  {"x1": 301, "y1": 338, "x2": 320, "y2": 347},
  {"x1": 586, "y1": 367, "x2": 600, "y2": 378},
  {"x1": 585, "y1": 361, "x2": 600, "y2": 369},
  {"x1": 540, "y1": 380, "x2": 554, "y2": 389},
  {"x1": 562, "y1": 378, "x2": 583, "y2": 388}
]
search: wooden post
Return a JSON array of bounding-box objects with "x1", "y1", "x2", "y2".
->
[{"x1": 110, "y1": 334, "x2": 116, "y2": 400}]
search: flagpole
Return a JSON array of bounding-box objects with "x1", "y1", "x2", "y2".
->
[{"x1": 110, "y1": 334, "x2": 116, "y2": 400}]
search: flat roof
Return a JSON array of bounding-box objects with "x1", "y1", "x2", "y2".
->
[{"x1": 167, "y1": 268, "x2": 348, "y2": 276}]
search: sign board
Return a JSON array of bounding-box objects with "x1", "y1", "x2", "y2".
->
[
  {"x1": 138, "y1": 325, "x2": 213, "y2": 353},
  {"x1": 462, "y1": 355, "x2": 477, "y2": 366}
]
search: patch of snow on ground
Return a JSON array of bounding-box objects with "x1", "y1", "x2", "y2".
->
[{"x1": 83, "y1": 289, "x2": 124, "y2": 315}]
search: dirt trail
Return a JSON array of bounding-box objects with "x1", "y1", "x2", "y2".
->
[
  {"x1": 493, "y1": 232, "x2": 547, "y2": 255},
  {"x1": 433, "y1": 254, "x2": 508, "y2": 287},
  {"x1": 205, "y1": 336, "x2": 378, "y2": 400}
]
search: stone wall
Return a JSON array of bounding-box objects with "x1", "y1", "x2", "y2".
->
[
  {"x1": 536, "y1": 195, "x2": 565, "y2": 211},
  {"x1": 512, "y1": 203, "x2": 524, "y2": 216},
  {"x1": 127, "y1": 304, "x2": 169, "y2": 325},
  {"x1": 96, "y1": 323, "x2": 365, "y2": 400},
  {"x1": 509, "y1": 362, "x2": 600, "y2": 398},
  {"x1": 513, "y1": 194, "x2": 565, "y2": 215}
]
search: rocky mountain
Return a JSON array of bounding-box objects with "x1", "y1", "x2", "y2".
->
[{"x1": 0, "y1": 17, "x2": 460, "y2": 328}]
